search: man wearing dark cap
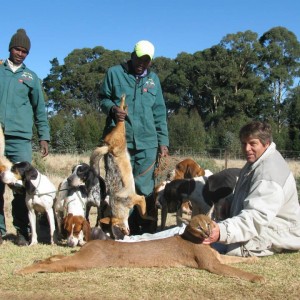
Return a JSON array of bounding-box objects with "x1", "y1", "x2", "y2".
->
[
  {"x1": 100, "y1": 40, "x2": 169, "y2": 235},
  {"x1": 0, "y1": 29, "x2": 50, "y2": 246}
]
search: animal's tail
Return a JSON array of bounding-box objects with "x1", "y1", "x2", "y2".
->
[
  {"x1": 89, "y1": 145, "x2": 109, "y2": 176},
  {"x1": 0, "y1": 125, "x2": 5, "y2": 156}
]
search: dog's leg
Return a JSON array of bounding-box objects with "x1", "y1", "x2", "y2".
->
[
  {"x1": 160, "y1": 203, "x2": 168, "y2": 231},
  {"x1": 46, "y1": 208, "x2": 56, "y2": 244},
  {"x1": 176, "y1": 205, "x2": 183, "y2": 226},
  {"x1": 28, "y1": 208, "x2": 38, "y2": 246}
]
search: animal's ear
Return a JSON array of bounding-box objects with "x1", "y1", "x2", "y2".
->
[
  {"x1": 23, "y1": 164, "x2": 38, "y2": 194},
  {"x1": 197, "y1": 167, "x2": 205, "y2": 177},
  {"x1": 63, "y1": 214, "x2": 73, "y2": 231},
  {"x1": 85, "y1": 168, "x2": 98, "y2": 193},
  {"x1": 100, "y1": 217, "x2": 111, "y2": 224},
  {"x1": 82, "y1": 219, "x2": 91, "y2": 241}
]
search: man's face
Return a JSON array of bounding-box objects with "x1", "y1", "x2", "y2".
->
[
  {"x1": 131, "y1": 53, "x2": 151, "y2": 75},
  {"x1": 9, "y1": 47, "x2": 28, "y2": 65},
  {"x1": 241, "y1": 137, "x2": 270, "y2": 163}
]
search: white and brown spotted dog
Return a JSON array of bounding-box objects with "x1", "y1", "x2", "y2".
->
[
  {"x1": 9, "y1": 161, "x2": 57, "y2": 246},
  {"x1": 168, "y1": 158, "x2": 206, "y2": 215},
  {"x1": 90, "y1": 95, "x2": 153, "y2": 235},
  {"x1": 54, "y1": 163, "x2": 106, "y2": 247}
]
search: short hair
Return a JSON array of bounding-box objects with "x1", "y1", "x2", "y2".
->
[{"x1": 239, "y1": 121, "x2": 273, "y2": 146}]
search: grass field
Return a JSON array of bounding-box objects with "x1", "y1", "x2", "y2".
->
[{"x1": 1, "y1": 154, "x2": 300, "y2": 299}]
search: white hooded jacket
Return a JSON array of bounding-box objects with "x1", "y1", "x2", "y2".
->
[{"x1": 219, "y1": 142, "x2": 300, "y2": 255}]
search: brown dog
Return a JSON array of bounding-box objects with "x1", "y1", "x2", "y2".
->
[
  {"x1": 15, "y1": 214, "x2": 265, "y2": 283},
  {"x1": 173, "y1": 158, "x2": 205, "y2": 180},
  {"x1": 90, "y1": 95, "x2": 152, "y2": 235}
]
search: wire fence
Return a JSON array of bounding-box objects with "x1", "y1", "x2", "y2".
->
[{"x1": 46, "y1": 146, "x2": 300, "y2": 161}]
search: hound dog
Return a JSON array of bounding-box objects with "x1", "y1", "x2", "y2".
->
[
  {"x1": 54, "y1": 163, "x2": 106, "y2": 247},
  {"x1": 202, "y1": 168, "x2": 241, "y2": 221},
  {"x1": 157, "y1": 170, "x2": 213, "y2": 230},
  {"x1": 90, "y1": 95, "x2": 153, "y2": 235},
  {"x1": 168, "y1": 158, "x2": 205, "y2": 215},
  {"x1": 8, "y1": 161, "x2": 57, "y2": 246}
]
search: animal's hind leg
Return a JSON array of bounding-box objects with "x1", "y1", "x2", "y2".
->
[{"x1": 203, "y1": 261, "x2": 265, "y2": 283}]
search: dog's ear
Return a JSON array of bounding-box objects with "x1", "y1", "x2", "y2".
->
[
  {"x1": 82, "y1": 219, "x2": 91, "y2": 241},
  {"x1": 63, "y1": 214, "x2": 73, "y2": 232},
  {"x1": 84, "y1": 168, "x2": 98, "y2": 193},
  {"x1": 196, "y1": 167, "x2": 205, "y2": 177},
  {"x1": 99, "y1": 217, "x2": 111, "y2": 224},
  {"x1": 22, "y1": 163, "x2": 38, "y2": 194}
]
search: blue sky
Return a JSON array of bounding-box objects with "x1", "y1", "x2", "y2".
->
[{"x1": 1, "y1": 0, "x2": 299, "y2": 79}]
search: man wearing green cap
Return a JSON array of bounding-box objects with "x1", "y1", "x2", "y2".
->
[
  {"x1": 100, "y1": 40, "x2": 169, "y2": 235},
  {"x1": 0, "y1": 29, "x2": 50, "y2": 246}
]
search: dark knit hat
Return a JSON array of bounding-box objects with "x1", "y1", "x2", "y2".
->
[{"x1": 9, "y1": 28, "x2": 31, "y2": 53}]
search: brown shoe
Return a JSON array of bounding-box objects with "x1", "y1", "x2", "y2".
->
[{"x1": 0, "y1": 232, "x2": 3, "y2": 245}]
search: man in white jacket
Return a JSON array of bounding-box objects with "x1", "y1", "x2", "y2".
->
[{"x1": 203, "y1": 121, "x2": 300, "y2": 256}]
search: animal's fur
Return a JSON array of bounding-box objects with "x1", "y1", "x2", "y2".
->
[
  {"x1": 202, "y1": 168, "x2": 241, "y2": 221},
  {"x1": 63, "y1": 213, "x2": 91, "y2": 247},
  {"x1": 172, "y1": 158, "x2": 205, "y2": 180},
  {"x1": 10, "y1": 162, "x2": 57, "y2": 246},
  {"x1": 90, "y1": 95, "x2": 135, "y2": 199},
  {"x1": 0, "y1": 125, "x2": 13, "y2": 181},
  {"x1": 167, "y1": 158, "x2": 206, "y2": 216},
  {"x1": 54, "y1": 163, "x2": 106, "y2": 246},
  {"x1": 90, "y1": 95, "x2": 152, "y2": 235},
  {"x1": 15, "y1": 214, "x2": 265, "y2": 284},
  {"x1": 157, "y1": 170, "x2": 213, "y2": 230}
]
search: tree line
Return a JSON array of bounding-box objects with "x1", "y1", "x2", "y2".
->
[{"x1": 40, "y1": 26, "x2": 300, "y2": 155}]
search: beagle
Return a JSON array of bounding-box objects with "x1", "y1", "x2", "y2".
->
[{"x1": 158, "y1": 170, "x2": 213, "y2": 230}]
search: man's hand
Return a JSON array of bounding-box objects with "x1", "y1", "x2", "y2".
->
[
  {"x1": 203, "y1": 222, "x2": 220, "y2": 244},
  {"x1": 39, "y1": 140, "x2": 49, "y2": 158},
  {"x1": 159, "y1": 145, "x2": 169, "y2": 157},
  {"x1": 112, "y1": 106, "x2": 127, "y2": 122}
]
